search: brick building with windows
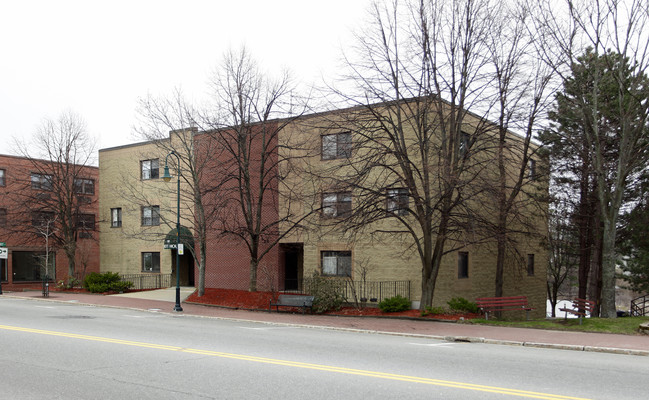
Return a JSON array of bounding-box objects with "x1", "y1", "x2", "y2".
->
[
  {"x1": 98, "y1": 100, "x2": 548, "y2": 316},
  {"x1": 98, "y1": 135, "x2": 195, "y2": 288},
  {"x1": 0, "y1": 154, "x2": 99, "y2": 291}
]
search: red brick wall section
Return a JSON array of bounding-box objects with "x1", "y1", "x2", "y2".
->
[
  {"x1": 0, "y1": 154, "x2": 100, "y2": 290},
  {"x1": 193, "y1": 125, "x2": 282, "y2": 291}
]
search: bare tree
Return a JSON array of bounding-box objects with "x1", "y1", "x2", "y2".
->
[
  {"x1": 134, "y1": 90, "x2": 224, "y2": 297},
  {"x1": 13, "y1": 110, "x2": 97, "y2": 281},
  {"x1": 535, "y1": 0, "x2": 649, "y2": 317},
  {"x1": 206, "y1": 47, "x2": 310, "y2": 292},
  {"x1": 320, "y1": 0, "x2": 520, "y2": 310},
  {"x1": 546, "y1": 202, "x2": 579, "y2": 317},
  {"x1": 33, "y1": 214, "x2": 57, "y2": 283},
  {"x1": 485, "y1": 1, "x2": 555, "y2": 298}
]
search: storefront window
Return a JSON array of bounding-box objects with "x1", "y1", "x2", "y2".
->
[{"x1": 11, "y1": 251, "x2": 55, "y2": 281}]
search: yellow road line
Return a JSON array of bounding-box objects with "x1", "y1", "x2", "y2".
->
[{"x1": 0, "y1": 324, "x2": 591, "y2": 400}]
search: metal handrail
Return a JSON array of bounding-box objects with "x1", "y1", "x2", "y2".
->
[
  {"x1": 290, "y1": 279, "x2": 411, "y2": 304},
  {"x1": 120, "y1": 273, "x2": 172, "y2": 290},
  {"x1": 630, "y1": 294, "x2": 649, "y2": 316}
]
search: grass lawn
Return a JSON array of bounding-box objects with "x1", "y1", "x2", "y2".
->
[{"x1": 467, "y1": 316, "x2": 649, "y2": 335}]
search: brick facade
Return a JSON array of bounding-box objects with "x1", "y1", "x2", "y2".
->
[
  {"x1": 0, "y1": 154, "x2": 99, "y2": 291},
  {"x1": 98, "y1": 101, "x2": 548, "y2": 317}
]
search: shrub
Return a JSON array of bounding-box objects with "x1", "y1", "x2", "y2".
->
[
  {"x1": 57, "y1": 277, "x2": 81, "y2": 290},
  {"x1": 379, "y1": 295, "x2": 411, "y2": 313},
  {"x1": 306, "y1": 272, "x2": 345, "y2": 313},
  {"x1": 421, "y1": 306, "x2": 445, "y2": 316},
  {"x1": 447, "y1": 297, "x2": 479, "y2": 314},
  {"x1": 83, "y1": 272, "x2": 133, "y2": 293}
]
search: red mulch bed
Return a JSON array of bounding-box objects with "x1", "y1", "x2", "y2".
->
[{"x1": 186, "y1": 288, "x2": 480, "y2": 321}]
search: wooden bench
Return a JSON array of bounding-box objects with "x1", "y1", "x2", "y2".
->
[
  {"x1": 559, "y1": 298, "x2": 595, "y2": 325},
  {"x1": 476, "y1": 296, "x2": 533, "y2": 320},
  {"x1": 269, "y1": 294, "x2": 314, "y2": 314}
]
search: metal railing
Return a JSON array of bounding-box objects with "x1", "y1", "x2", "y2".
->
[
  {"x1": 630, "y1": 294, "x2": 649, "y2": 316},
  {"x1": 294, "y1": 279, "x2": 411, "y2": 304},
  {"x1": 120, "y1": 273, "x2": 172, "y2": 290}
]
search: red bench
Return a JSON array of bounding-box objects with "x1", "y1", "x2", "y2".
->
[
  {"x1": 476, "y1": 296, "x2": 533, "y2": 320},
  {"x1": 559, "y1": 298, "x2": 595, "y2": 325}
]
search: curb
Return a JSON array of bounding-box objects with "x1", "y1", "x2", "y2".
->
[{"x1": 3, "y1": 294, "x2": 648, "y2": 357}]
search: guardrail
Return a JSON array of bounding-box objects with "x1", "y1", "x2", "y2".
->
[{"x1": 120, "y1": 273, "x2": 172, "y2": 290}]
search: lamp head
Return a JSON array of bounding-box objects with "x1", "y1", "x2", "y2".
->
[{"x1": 162, "y1": 165, "x2": 172, "y2": 182}]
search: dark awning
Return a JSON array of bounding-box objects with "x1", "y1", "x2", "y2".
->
[{"x1": 163, "y1": 226, "x2": 194, "y2": 251}]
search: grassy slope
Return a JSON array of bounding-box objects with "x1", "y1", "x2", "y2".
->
[{"x1": 467, "y1": 316, "x2": 649, "y2": 335}]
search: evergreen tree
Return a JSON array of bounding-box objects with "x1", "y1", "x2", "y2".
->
[{"x1": 541, "y1": 48, "x2": 649, "y2": 315}]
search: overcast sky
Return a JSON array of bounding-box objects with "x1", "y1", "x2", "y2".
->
[{"x1": 0, "y1": 0, "x2": 371, "y2": 155}]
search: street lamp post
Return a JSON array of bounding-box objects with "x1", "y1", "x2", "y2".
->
[{"x1": 162, "y1": 151, "x2": 183, "y2": 312}]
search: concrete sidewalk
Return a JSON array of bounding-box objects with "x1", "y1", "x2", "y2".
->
[{"x1": 2, "y1": 289, "x2": 648, "y2": 356}]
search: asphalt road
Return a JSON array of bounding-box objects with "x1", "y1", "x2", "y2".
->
[{"x1": 0, "y1": 297, "x2": 646, "y2": 399}]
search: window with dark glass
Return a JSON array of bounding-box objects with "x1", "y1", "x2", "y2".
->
[
  {"x1": 32, "y1": 211, "x2": 55, "y2": 227},
  {"x1": 458, "y1": 251, "x2": 469, "y2": 279},
  {"x1": 12, "y1": 251, "x2": 55, "y2": 281},
  {"x1": 386, "y1": 188, "x2": 409, "y2": 216},
  {"x1": 74, "y1": 178, "x2": 95, "y2": 195},
  {"x1": 31, "y1": 173, "x2": 53, "y2": 190},
  {"x1": 141, "y1": 159, "x2": 159, "y2": 180},
  {"x1": 77, "y1": 214, "x2": 95, "y2": 229},
  {"x1": 527, "y1": 254, "x2": 535, "y2": 276},
  {"x1": 142, "y1": 252, "x2": 160, "y2": 273},
  {"x1": 111, "y1": 208, "x2": 122, "y2": 228},
  {"x1": 321, "y1": 132, "x2": 352, "y2": 160},
  {"x1": 321, "y1": 251, "x2": 352, "y2": 277},
  {"x1": 528, "y1": 159, "x2": 536, "y2": 181},
  {"x1": 0, "y1": 169, "x2": 5, "y2": 186},
  {"x1": 459, "y1": 131, "x2": 472, "y2": 158},
  {"x1": 141, "y1": 206, "x2": 160, "y2": 226},
  {"x1": 322, "y1": 192, "x2": 352, "y2": 218}
]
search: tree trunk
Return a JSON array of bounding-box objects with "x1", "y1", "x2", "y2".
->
[
  {"x1": 249, "y1": 257, "x2": 259, "y2": 292},
  {"x1": 420, "y1": 224, "x2": 445, "y2": 310},
  {"x1": 547, "y1": 281, "x2": 558, "y2": 318},
  {"x1": 600, "y1": 219, "x2": 618, "y2": 318},
  {"x1": 577, "y1": 173, "x2": 593, "y2": 301},
  {"x1": 66, "y1": 242, "x2": 76, "y2": 280},
  {"x1": 197, "y1": 243, "x2": 206, "y2": 297},
  {"x1": 588, "y1": 219, "x2": 603, "y2": 317},
  {"x1": 494, "y1": 128, "x2": 508, "y2": 299},
  {"x1": 495, "y1": 237, "x2": 506, "y2": 298}
]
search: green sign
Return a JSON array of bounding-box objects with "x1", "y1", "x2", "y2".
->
[{"x1": 0, "y1": 242, "x2": 5, "y2": 247}]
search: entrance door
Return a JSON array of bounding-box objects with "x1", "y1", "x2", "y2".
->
[
  {"x1": 285, "y1": 252, "x2": 298, "y2": 290},
  {"x1": 282, "y1": 243, "x2": 303, "y2": 291},
  {"x1": 171, "y1": 251, "x2": 195, "y2": 287}
]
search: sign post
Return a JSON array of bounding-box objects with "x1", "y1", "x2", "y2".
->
[{"x1": 0, "y1": 243, "x2": 6, "y2": 295}]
